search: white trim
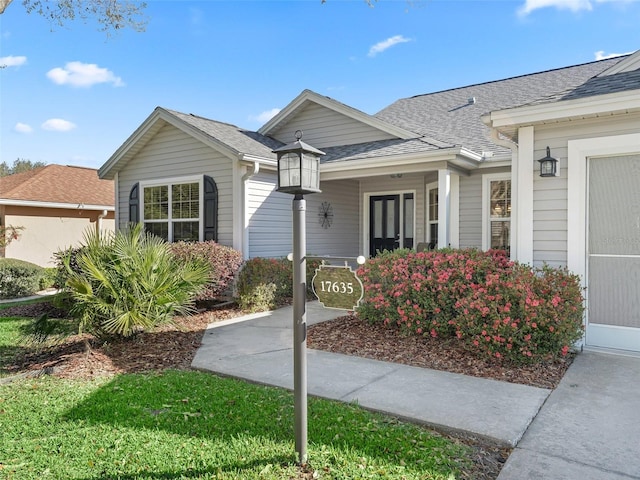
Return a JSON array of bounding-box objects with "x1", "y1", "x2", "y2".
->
[
  {"x1": 487, "y1": 90, "x2": 640, "y2": 130},
  {"x1": 437, "y1": 170, "x2": 450, "y2": 249},
  {"x1": 139, "y1": 174, "x2": 204, "y2": 242},
  {"x1": 597, "y1": 50, "x2": 640, "y2": 76},
  {"x1": 426, "y1": 181, "x2": 438, "y2": 246},
  {"x1": 0, "y1": 199, "x2": 114, "y2": 211},
  {"x1": 114, "y1": 171, "x2": 120, "y2": 231},
  {"x1": 481, "y1": 173, "x2": 512, "y2": 251},
  {"x1": 567, "y1": 133, "x2": 640, "y2": 282},
  {"x1": 587, "y1": 324, "x2": 640, "y2": 352},
  {"x1": 450, "y1": 174, "x2": 459, "y2": 249},
  {"x1": 515, "y1": 126, "x2": 534, "y2": 265},
  {"x1": 567, "y1": 133, "x2": 640, "y2": 351},
  {"x1": 363, "y1": 189, "x2": 416, "y2": 257}
]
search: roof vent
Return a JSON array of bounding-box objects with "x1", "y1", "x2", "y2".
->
[{"x1": 468, "y1": 97, "x2": 476, "y2": 105}]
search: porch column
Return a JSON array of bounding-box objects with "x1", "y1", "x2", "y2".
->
[
  {"x1": 516, "y1": 126, "x2": 534, "y2": 265},
  {"x1": 437, "y1": 169, "x2": 459, "y2": 249}
]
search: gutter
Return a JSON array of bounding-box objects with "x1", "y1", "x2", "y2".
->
[
  {"x1": 240, "y1": 160, "x2": 260, "y2": 260},
  {"x1": 97, "y1": 209, "x2": 108, "y2": 234}
]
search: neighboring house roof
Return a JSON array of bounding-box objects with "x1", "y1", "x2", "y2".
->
[
  {"x1": 375, "y1": 56, "x2": 627, "y2": 157},
  {"x1": 0, "y1": 164, "x2": 114, "y2": 209}
]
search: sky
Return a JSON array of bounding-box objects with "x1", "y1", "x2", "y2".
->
[{"x1": 1, "y1": 0, "x2": 639, "y2": 170}]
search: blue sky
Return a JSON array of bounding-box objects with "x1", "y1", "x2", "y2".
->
[{"x1": 1, "y1": 0, "x2": 639, "y2": 170}]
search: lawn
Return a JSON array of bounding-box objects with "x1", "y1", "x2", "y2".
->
[{"x1": 0, "y1": 309, "x2": 476, "y2": 480}]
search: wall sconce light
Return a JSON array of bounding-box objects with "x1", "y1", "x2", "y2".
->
[{"x1": 538, "y1": 146, "x2": 558, "y2": 177}]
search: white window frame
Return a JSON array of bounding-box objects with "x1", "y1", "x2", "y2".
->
[
  {"x1": 482, "y1": 173, "x2": 511, "y2": 251},
  {"x1": 426, "y1": 181, "x2": 438, "y2": 247},
  {"x1": 140, "y1": 175, "x2": 204, "y2": 242}
]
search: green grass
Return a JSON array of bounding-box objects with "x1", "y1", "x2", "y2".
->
[
  {"x1": 0, "y1": 371, "x2": 471, "y2": 479},
  {"x1": 1, "y1": 303, "x2": 474, "y2": 479},
  {"x1": 0, "y1": 317, "x2": 30, "y2": 378}
]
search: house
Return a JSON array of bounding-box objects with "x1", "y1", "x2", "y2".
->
[
  {"x1": 99, "y1": 51, "x2": 640, "y2": 353},
  {"x1": 0, "y1": 165, "x2": 115, "y2": 267}
]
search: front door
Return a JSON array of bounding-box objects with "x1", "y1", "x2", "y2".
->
[
  {"x1": 587, "y1": 154, "x2": 640, "y2": 351},
  {"x1": 369, "y1": 195, "x2": 400, "y2": 256}
]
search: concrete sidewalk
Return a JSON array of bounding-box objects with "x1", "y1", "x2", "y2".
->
[
  {"x1": 192, "y1": 301, "x2": 550, "y2": 447},
  {"x1": 498, "y1": 350, "x2": 640, "y2": 480},
  {"x1": 193, "y1": 302, "x2": 640, "y2": 478}
]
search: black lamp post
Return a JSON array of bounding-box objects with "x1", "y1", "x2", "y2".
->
[
  {"x1": 273, "y1": 130, "x2": 324, "y2": 464},
  {"x1": 538, "y1": 146, "x2": 558, "y2": 177}
]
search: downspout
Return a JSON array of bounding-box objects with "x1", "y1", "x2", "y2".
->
[
  {"x1": 489, "y1": 128, "x2": 519, "y2": 261},
  {"x1": 96, "y1": 209, "x2": 108, "y2": 234},
  {"x1": 241, "y1": 161, "x2": 260, "y2": 260}
]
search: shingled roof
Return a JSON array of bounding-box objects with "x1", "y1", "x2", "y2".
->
[
  {"x1": 375, "y1": 56, "x2": 627, "y2": 157},
  {"x1": 0, "y1": 164, "x2": 114, "y2": 208},
  {"x1": 165, "y1": 109, "x2": 283, "y2": 159}
]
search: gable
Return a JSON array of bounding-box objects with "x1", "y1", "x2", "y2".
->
[
  {"x1": 267, "y1": 102, "x2": 398, "y2": 149},
  {"x1": 598, "y1": 50, "x2": 640, "y2": 76}
]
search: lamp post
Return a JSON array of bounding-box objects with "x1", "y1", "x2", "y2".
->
[{"x1": 273, "y1": 130, "x2": 324, "y2": 464}]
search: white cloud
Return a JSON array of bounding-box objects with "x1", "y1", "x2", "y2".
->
[
  {"x1": 367, "y1": 35, "x2": 411, "y2": 58},
  {"x1": 14, "y1": 122, "x2": 33, "y2": 133},
  {"x1": 249, "y1": 108, "x2": 281, "y2": 123},
  {"x1": 46, "y1": 61, "x2": 124, "y2": 88},
  {"x1": 594, "y1": 50, "x2": 633, "y2": 60},
  {"x1": 518, "y1": 0, "x2": 592, "y2": 15},
  {"x1": 518, "y1": 0, "x2": 638, "y2": 15},
  {"x1": 1, "y1": 55, "x2": 27, "y2": 67},
  {"x1": 42, "y1": 118, "x2": 77, "y2": 132}
]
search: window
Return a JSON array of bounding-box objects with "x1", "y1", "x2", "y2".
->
[
  {"x1": 131, "y1": 175, "x2": 218, "y2": 243},
  {"x1": 426, "y1": 182, "x2": 438, "y2": 249},
  {"x1": 482, "y1": 174, "x2": 511, "y2": 253},
  {"x1": 142, "y1": 180, "x2": 200, "y2": 242}
]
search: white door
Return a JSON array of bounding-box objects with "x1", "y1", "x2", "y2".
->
[{"x1": 587, "y1": 154, "x2": 640, "y2": 351}]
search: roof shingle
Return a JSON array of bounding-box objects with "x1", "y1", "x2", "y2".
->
[{"x1": 0, "y1": 165, "x2": 114, "y2": 207}]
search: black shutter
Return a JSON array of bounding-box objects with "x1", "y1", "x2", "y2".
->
[
  {"x1": 129, "y1": 183, "x2": 140, "y2": 224},
  {"x1": 203, "y1": 175, "x2": 218, "y2": 242}
]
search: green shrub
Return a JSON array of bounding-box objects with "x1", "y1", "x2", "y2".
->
[
  {"x1": 169, "y1": 241, "x2": 243, "y2": 300},
  {"x1": 357, "y1": 249, "x2": 584, "y2": 363},
  {"x1": 39, "y1": 267, "x2": 58, "y2": 290},
  {"x1": 235, "y1": 257, "x2": 320, "y2": 312},
  {"x1": 63, "y1": 224, "x2": 210, "y2": 338},
  {"x1": 0, "y1": 258, "x2": 44, "y2": 299}
]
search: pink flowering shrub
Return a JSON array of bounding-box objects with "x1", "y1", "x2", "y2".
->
[
  {"x1": 357, "y1": 249, "x2": 584, "y2": 363},
  {"x1": 170, "y1": 241, "x2": 243, "y2": 301}
]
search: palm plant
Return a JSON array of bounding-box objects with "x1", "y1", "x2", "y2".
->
[{"x1": 64, "y1": 224, "x2": 210, "y2": 338}]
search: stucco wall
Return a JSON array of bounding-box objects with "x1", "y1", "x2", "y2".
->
[{"x1": 3, "y1": 205, "x2": 115, "y2": 267}]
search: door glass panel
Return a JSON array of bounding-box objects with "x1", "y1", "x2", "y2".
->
[
  {"x1": 403, "y1": 194, "x2": 414, "y2": 249},
  {"x1": 386, "y1": 199, "x2": 396, "y2": 239},
  {"x1": 429, "y1": 189, "x2": 438, "y2": 220},
  {"x1": 589, "y1": 256, "x2": 640, "y2": 328},
  {"x1": 373, "y1": 200, "x2": 382, "y2": 238}
]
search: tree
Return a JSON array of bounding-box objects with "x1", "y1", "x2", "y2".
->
[
  {"x1": 0, "y1": 0, "x2": 147, "y2": 34},
  {"x1": 0, "y1": 158, "x2": 46, "y2": 177}
]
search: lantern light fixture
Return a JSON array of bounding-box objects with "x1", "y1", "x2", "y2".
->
[
  {"x1": 538, "y1": 146, "x2": 559, "y2": 177},
  {"x1": 274, "y1": 130, "x2": 324, "y2": 195}
]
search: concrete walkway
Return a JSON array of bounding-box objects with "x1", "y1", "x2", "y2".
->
[
  {"x1": 193, "y1": 302, "x2": 640, "y2": 479},
  {"x1": 192, "y1": 301, "x2": 550, "y2": 447},
  {"x1": 498, "y1": 350, "x2": 640, "y2": 479}
]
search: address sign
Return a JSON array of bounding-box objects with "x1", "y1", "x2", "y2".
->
[{"x1": 311, "y1": 264, "x2": 364, "y2": 310}]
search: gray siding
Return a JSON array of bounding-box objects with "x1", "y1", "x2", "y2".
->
[
  {"x1": 458, "y1": 172, "x2": 483, "y2": 248},
  {"x1": 271, "y1": 103, "x2": 396, "y2": 149},
  {"x1": 532, "y1": 113, "x2": 640, "y2": 267},
  {"x1": 247, "y1": 172, "x2": 360, "y2": 258},
  {"x1": 116, "y1": 123, "x2": 235, "y2": 247}
]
